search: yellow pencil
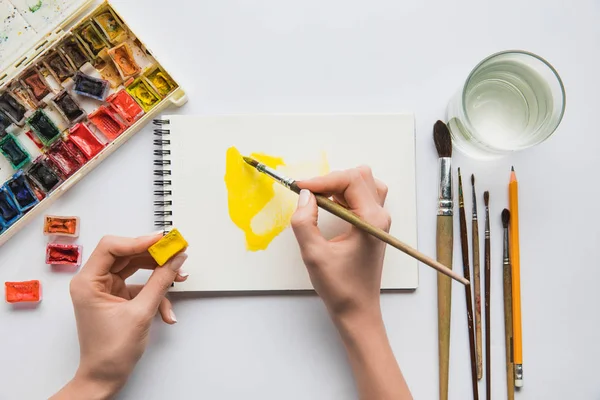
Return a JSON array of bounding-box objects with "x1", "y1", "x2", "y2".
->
[{"x1": 509, "y1": 167, "x2": 523, "y2": 387}]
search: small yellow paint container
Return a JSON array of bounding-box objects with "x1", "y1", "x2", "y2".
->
[{"x1": 148, "y1": 228, "x2": 188, "y2": 266}]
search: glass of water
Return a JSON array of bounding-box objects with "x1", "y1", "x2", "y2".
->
[{"x1": 447, "y1": 50, "x2": 565, "y2": 159}]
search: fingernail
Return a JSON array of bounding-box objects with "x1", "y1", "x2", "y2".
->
[
  {"x1": 167, "y1": 253, "x2": 188, "y2": 272},
  {"x1": 169, "y1": 309, "x2": 177, "y2": 323},
  {"x1": 177, "y1": 269, "x2": 189, "y2": 278},
  {"x1": 298, "y1": 189, "x2": 310, "y2": 207}
]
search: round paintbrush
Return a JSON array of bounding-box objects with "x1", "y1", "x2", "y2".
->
[
  {"x1": 502, "y1": 209, "x2": 515, "y2": 400},
  {"x1": 484, "y1": 191, "x2": 491, "y2": 400},
  {"x1": 434, "y1": 120, "x2": 453, "y2": 400},
  {"x1": 458, "y1": 169, "x2": 479, "y2": 400},
  {"x1": 472, "y1": 174, "x2": 483, "y2": 380}
]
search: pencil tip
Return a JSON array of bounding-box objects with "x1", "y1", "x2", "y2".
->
[
  {"x1": 471, "y1": 174, "x2": 474, "y2": 186},
  {"x1": 511, "y1": 166, "x2": 515, "y2": 172}
]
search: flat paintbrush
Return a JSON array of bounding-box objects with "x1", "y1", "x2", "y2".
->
[
  {"x1": 472, "y1": 174, "x2": 483, "y2": 380},
  {"x1": 502, "y1": 209, "x2": 515, "y2": 400},
  {"x1": 242, "y1": 155, "x2": 468, "y2": 285},
  {"x1": 458, "y1": 169, "x2": 479, "y2": 400},
  {"x1": 484, "y1": 191, "x2": 491, "y2": 400},
  {"x1": 433, "y1": 120, "x2": 453, "y2": 400}
]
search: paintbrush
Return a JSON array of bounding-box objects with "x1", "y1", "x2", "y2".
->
[
  {"x1": 472, "y1": 174, "x2": 483, "y2": 380},
  {"x1": 433, "y1": 120, "x2": 453, "y2": 400},
  {"x1": 458, "y1": 169, "x2": 479, "y2": 400},
  {"x1": 242, "y1": 155, "x2": 468, "y2": 285},
  {"x1": 502, "y1": 209, "x2": 515, "y2": 400},
  {"x1": 484, "y1": 191, "x2": 491, "y2": 400}
]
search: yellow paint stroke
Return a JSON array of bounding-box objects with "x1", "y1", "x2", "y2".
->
[{"x1": 224, "y1": 146, "x2": 328, "y2": 251}]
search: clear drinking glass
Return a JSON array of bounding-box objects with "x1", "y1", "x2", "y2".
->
[{"x1": 447, "y1": 50, "x2": 566, "y2": 159}]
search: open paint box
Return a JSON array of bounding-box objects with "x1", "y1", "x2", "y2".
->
[{"x1": 0, "y1": 0, "x2": 186, "y2": 246}]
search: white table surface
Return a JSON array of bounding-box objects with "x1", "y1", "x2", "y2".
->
[{"x1": 1, "y1": 0, "x2": 598, "y2": 398}]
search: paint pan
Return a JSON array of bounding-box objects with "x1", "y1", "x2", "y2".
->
[
  {"x1": 145, "y1": 65, "x2": 176, "y2": 97},
  {"x1": 88, "y1": 105, "x2": 126, "y2": 140},
  {"x1": 52, "y1": 90, "x2": 85, "y2": 124},
  {"x1": 76, "y1": 21, "x2": 108, "y2": 58},
  {"x1": 47, "y1": 140, "x2": 82, "y2": 178},
  {"x1": 26, "y1": 109, "x2": 62, "y2": 146},
  {"x1": 46, "y1": 243, "x2": 83, "y2": 266},
  {"x1": 73, "y1": 71, "x2": 109, "y2": 100},
  {"x1": 108, "y1": 42, "x2": 141, "y2": 79},
  {"x1": 0, "y1": 92, "x2": 26, "y2": 125},
  {"x1": 93, "y1": 8, "x2": 128, "y2": 45},
  {"x1": 6, "y1": 171, "x2": 38, "y2": 212},
  {"x1": 59, "y1": 35, "x2": 90, "y2": 70},
  {"x1": 27, "y1": 156, "x2": 62, "y2": 193},
  {"x1": 107, "y1": 89, "x2": 143, "y2": 125},
  {"x1": 0, "y1": 134, "x2": 30, "y2": 169},
  {"x1": 68, "y1": 123, "x2": 105, "y2": 159},
  {"x1": 126, "y1": 78, "x2": 161, "y2": 112},
  {"x1": 43, "y1": 51, "x2": 74, "y2": 83},
  {"x1": 0, "y1": 187, "x2": 22, "y2": 226},
  {"x1": 21, "y1": 68, "x2": 51, "y2": 102}
]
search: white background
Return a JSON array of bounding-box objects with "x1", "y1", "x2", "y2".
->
[{"x1": 0, "y1": 0, "x2": 598, "y2": 399}]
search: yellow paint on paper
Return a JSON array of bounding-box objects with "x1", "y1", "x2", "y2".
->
[
  {"x1": 148, "y1": 228, "x2": 188, "y2": 266},
  {"x1": 224, "y1": 146, "x2": 328, "y2": 251}
]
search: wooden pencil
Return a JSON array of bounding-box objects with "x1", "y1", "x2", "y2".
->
[
  {"x1": 458, "y1": 169, "x2": 479, "y2": 400},
  {"x1": 484, "y1": 191, "x2": 491, "y2": 400},
  {"x1": 502, "y1": 209, "x2": 515, "y2": 400},
  {"x1": 509, "y1": 167, "x2": 523, "y2": 387},
  {"x1": 471, "y1": 174, "x2": 483, "y2": 380}
]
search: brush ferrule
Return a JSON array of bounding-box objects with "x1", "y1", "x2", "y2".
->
[
  {"x1": 437, "y1": 157, "x2": 453, "y2": 216},
  {"x1": 257, "y1": 163, "x2": 294, "y2": 188},
  {"x1": 503, "y1": 228, "x2": 510, "y2": 260}
]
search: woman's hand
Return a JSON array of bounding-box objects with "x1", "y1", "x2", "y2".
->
[
  {"x1": 52, "y1": 234, "x2": 188, "y2": 400},
  {"x1": 291, "y1": 167, "x2": 413, "y2": 400},
  {"x1": 291, "y1": 166, "x2": 391, "y2": 324}
]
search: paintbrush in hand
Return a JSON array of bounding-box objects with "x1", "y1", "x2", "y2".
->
[
  {"x1": 472, "y1": 174, "x2": 483, "y2": 380},
  {"x1": 484, "y1": 191, "x2": 491, "y2": 400},
  {"x1": 434, "y1": 120, "x2": 453, "y2": 400},
  {"x1": 242, "y1": 156, "x2": 467, "y2": 285},
  {"x1": 502, "y1": 209, "x2": 515, "y2": 400},
  {"x1": 458, "y1": 169, "x2": 479, "y2": 400}
]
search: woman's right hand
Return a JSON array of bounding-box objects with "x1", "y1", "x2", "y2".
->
[
  {"x1": 291, "y1": 166, "x2": 413, "y2": 400},
  {"x1": 290, "y1": 166, "x2": 391, "y2": 324}
]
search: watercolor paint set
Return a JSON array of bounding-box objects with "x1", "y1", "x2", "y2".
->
[{"x1": 0, "y1": 0, "x2": 186, "y2": 246}]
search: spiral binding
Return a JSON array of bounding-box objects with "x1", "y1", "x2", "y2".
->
[{"x1": 153, "y1": 119, "x2": 173, "y2": 231}]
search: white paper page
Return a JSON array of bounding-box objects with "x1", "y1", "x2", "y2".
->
[{"x1": 164, "y1": 114, "x2": 418, "y2": 292}]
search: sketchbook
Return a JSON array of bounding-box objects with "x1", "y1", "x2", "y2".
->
[{"x1": 153, "y1": 114, "x2": 418, "y2": 292}]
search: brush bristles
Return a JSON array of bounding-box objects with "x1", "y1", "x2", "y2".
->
[
  {"x1": 433, "y1": 120, "x2": 452, "y2": 158},
  {"x1": 502, "y1": 208, "x2": 510, "y2": 228},
  {"x1": 243, "y1": 156, "x2": 259, "y2": 168},
  {"x1": 471, "y1": 174, "x2": 475, "y2": 186},
  {"x1": 484, "y1": 191, "x2": 489, "y2": 206}
]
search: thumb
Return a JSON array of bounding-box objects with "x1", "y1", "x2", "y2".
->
[
  {"x1": 133, "y1": 253, "x2": 188, "y2": 313},
  {"x1": 291, "y1": 189, "x2": 326, "y2": 257}
]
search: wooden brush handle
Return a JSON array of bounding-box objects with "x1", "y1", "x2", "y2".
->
[
  {"x1": 485, "y1": 233, "x2": 491, "y2": 400},
  {"x1": 304, "y1": 192, "x2": 467, "y2": 285},
  {"x1": 436, "y1": 215, "x2": 453, "y2": 400},
  {"x1": 503, "y1": 259, "x2": 515, "y2": 400},
  {"x1": 459, "y1": 208, "x2": 479, "y2": 400},
  {"x1": 472, "y1": 220, "x2": 483, "y2": 380}
]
